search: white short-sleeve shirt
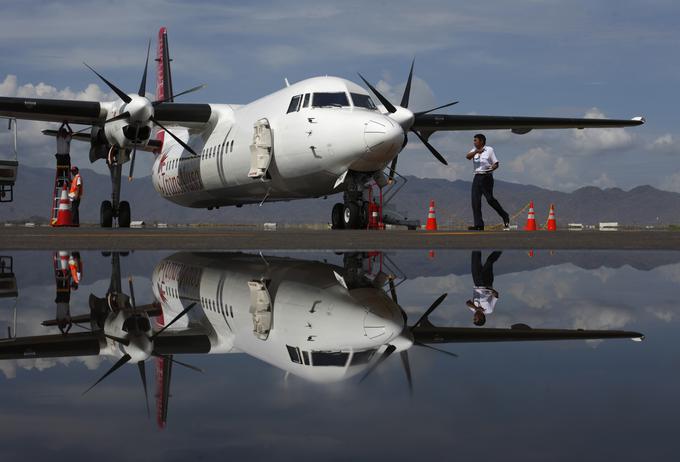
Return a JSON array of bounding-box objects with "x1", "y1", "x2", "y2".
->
[
  {"x1": 471, "y1": 146, "x2": 498, "y2": 174},
  {"x1": 468, "y1": 287, "x2": 498, "y2": 314}
]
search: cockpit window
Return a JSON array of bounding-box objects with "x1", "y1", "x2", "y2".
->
[
  {"x1": 311, "y1": 351, "x2": 350, "y2": 366},
  {"x1": 312, "y1": 92, "x2": 350, "y2": 108},
  {"x1": 302, "y1": 93, "x2": 310, "y2": 108},
  {"x1": 286, "y1": 95, "x2": 302, "y2": 113},
  {"x1": 350, "y1": 349, "x2": 377, "y2": 365},
  {"x1": 351, "y1": 93, "x2": 377, "y2": 110}
]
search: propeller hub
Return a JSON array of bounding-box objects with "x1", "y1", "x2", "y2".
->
[
  {"x1": 125, "y1": 95, "x2": 154, "y2": 124},
  {"x1": 122, "y1": 334, "x2": 153, "y2": 363},
  {"x1": 388, "y1": 106, "x2": 415, "y2": 131}
]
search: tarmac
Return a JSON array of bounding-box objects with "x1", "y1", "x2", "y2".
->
[{"x1": 1, "y1": 226, "x2": 679, "y2": 250}]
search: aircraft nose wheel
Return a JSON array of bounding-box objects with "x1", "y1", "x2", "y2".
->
[{"x1": 331, "y1": 203, "x2": 344, "y2": 229}]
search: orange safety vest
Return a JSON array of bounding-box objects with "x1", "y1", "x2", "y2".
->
[
  {"x1": 68, "y1": 257, "x2": 82, "y2": 285},
  {"x1": 69, "y1": 173, "x2": 83, "y2": 199}
]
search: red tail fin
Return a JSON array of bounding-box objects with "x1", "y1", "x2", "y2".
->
[
  {"x1": 155, "y1": 27, "x2": 174, "y2": 103},
  {"x1": 155, "y1": 27, "x2": 174, "y2": 153}
]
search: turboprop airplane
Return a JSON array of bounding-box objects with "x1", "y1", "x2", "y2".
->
[
  {"x1": 0, "y1": 28, "x2": 646, "y2": 228},
  {"x1": 0, "y1": 251, "x2": 643, "y2": 424}
]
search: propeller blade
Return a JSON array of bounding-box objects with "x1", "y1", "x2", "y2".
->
[
  {"x1": 82, "y1": 353, "x2": 131, "y2": 395},
  {"x1": 128, "y1": 126, "x2": 139, "y2": 181},
  {"x1": 410, "y1": 129, "x2": 448, "y2": 165},
  {"x1": 415, "y1": 101, "x2": 459, "y2": 116},
  {"x1": 400, "y1": 58, "x2": 415, "y2": 108},
  {"x1": 359, "y1": 344, "x2": 397, "y2": 383},
  {"x1": 104, "y1": 111, "x2": 130, "y2": 124},
  {"x1": 153, "y1": 84, "x2": 206, "y2": 106},
  {"x1": 414, "y1": 341, "x2": 459, "y2": 358},
  {"x1": 150, "y1": 116, "x2": 199, "y2": 157},
  {"x1": 138, "y1": 361, "x2": 150, "y2": 418},
  {"x1": 138, "y1": 40, "x2": 151, "y2": 98},
  {"x1": 128, "y1": 276, "x2": 137, "y2": 310},
  {"x1": 154, "y1": 354, "x2": 204, "y2": 373},
  {"x1": 400, "y1": 350, "x2": 413, "y2": 396},
  {"x1": 411, "y1": 293, "x2": 448, "y2": 330},
  {"x1": 151, "y1": 302, "x2": 197, "y2": 340},
  {"x1": 83, "y1": 63, "x2": 131, "y2": 104},
  {"x1": 357, "y1": 73, "x2": 397, "y2": 114},
  {"x1": 388, "y1": 278, "x2": 398, "y2": 304},
  {"x1": 388, "y1": 156, "x2": 399, "y2": 183}
]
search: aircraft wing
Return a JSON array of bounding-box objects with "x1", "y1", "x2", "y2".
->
[
  {"x1": 412, "y1": 113, "x2": 645, "y2": 134},
  {"x1": 412, "y1": 323, "x2": 644, "y2": 344},
  {"x1": 0, "y1": 96, "x2": 212, "y2": 126},
  {"x1": 0, "y1": 331, "x2": 104, "y2": 360}
]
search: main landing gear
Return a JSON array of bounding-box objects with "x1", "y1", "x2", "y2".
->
[
  {"x1": 331, "y1": 172, "x2": 374, "y2": 230},
  {"x1": 100, "y1": 147, "x2": 131, "y2": 228}
]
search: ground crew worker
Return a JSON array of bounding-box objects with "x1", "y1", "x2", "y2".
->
[
  {"x1": 68, "y1": 251, "x2": 82, "y2": 289},
  {"x1": 466, "y1": 250, "x2": 502, "y2": 326},
  {"x1": 465, "y1": 134, "x2": 510, "y2": 231},
  {"x1": 68, "y1": 166, "x2": 83, "y2": 225}
]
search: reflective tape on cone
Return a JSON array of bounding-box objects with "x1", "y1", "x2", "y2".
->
[
  {"x1": 52, "y1": 184, "x2": 73, "y2": 227},
  {"x1": 524, "y1": 200, "x2": 537, "y2": 231},
  {"x1": 546, "y1": 204, "x2": 557, "y2": 231},
  {"x1": 425, "y1": 200, "x2": 438, "y2": 230}
]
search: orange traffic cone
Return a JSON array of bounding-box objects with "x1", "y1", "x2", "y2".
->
[
  {"x1": 52, "y1": 184, "x2": 73, "y2": 227},
  {"x1": 546, "y1": 204, "x2": 557, "y2": 231},
  {"x1": 528, "y1": 249, "x2": 534, "y2": 258},
  {"x1": 428, "y1": 249, "x2": 436, "y2": 260},
  {"x1": 425, "y1": 200, "x2": 438, "y2": 230},
  {"x1": 524, "y1": 201, "x2": 537, "y2": 231}
]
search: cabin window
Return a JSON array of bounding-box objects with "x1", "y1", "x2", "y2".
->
[
  {"x1": 302, "y1": 93, "x2": 310, "y2": 108},
  {"x1": 286, "y1": 94, "x2": 302, "y2": 113},
  {"x1": 351, "y1": 93, "x2": 377, "y2": 110},
  {"x1": 312, "y1": 92, "x2": 349, "y2": 108}
]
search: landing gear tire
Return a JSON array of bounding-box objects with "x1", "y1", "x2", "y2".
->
[
  {"x1": 343, "y1": 202, "x2": 361, "y2": 229},
  {"x1": 360, "y1": 202, "x2": 369, "y2": 229},
  {"x1": 100, "y1": 200, "x2": 113, "y2": 228},
  {"x1": 331, "y1": 203, "x2": 345, "y2": 230},
  {"x1": 118, "y1": 201, "x2": 131, "y2": 228}
]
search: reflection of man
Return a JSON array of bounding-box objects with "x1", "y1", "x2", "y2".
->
[{"x1": 466, "y1": 251, "x2": 502, "y2": 326}]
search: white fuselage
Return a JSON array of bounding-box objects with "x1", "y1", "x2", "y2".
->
[
  {"x1": 150, "y1": 77, "x2": 404, "y2": 208},
  {"x1": 150, "y1": 253, "x2": 405, "y2": 383}
]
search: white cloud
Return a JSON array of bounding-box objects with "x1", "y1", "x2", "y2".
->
[
  {"x1": 661, "y1": 171, "x2": 680, "y2": 193},
  {"x1": 570, "y1": 108, "x2": 634, "y2": 153}
]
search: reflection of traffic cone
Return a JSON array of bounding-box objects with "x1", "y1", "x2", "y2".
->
[
  {"x1": 546, "y1": 204, "x2": 557, "y2": 231},
  {"x1": 428, "y1": 249, "x2": 435, "y2": 260},
  {"x1": 53, "y1": 184, "x2": 73, "y2": 227},
  {"x1": 425, "y1": 200, "x2": 438, "y2": 230},
  {"x1": 524, "y1": 201, "x2": 537, "y2": 231},
  {"x1": 528, "y1": 249, "x2": 534, "y2": 258}
]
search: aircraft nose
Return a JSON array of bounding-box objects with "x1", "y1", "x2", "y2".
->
[
  {"x1": 363, "y1": 300, "x2": 403, "y2": 341},
  {"x1": 363, "y1": 116, "x2": 404, "y2": 163}
]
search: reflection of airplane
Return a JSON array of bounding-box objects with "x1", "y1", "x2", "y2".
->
[
  {"x1": 0, "y1": 252, "x2": 643, "y2": 425},
  {"x1": 0, "y1": 28, "x2": 645, "y2": 228}
]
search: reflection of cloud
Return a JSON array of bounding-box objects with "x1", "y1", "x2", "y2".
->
[{"x1": 645, "y1": 303, "x2": 678, "y2": 323}]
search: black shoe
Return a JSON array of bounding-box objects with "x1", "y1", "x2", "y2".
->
[{"x1": 468, "y1": 226, "x2": 484, "y2": 231}]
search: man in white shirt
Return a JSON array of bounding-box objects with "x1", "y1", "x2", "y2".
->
[
  {"x1": 465, "y1": 134, "x2": 510, "y2": 231},
  {"x1": 466, "y1": 250, "x2": 502, "y2": 326}
]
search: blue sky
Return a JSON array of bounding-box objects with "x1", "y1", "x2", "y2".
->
[{"x1": 0, "y1": 0, "x2": 679, "y2": 192}]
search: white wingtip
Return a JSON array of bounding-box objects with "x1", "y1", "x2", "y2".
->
[{"x1": 632, "y1": 116, "x2": 646, "y2": 123}]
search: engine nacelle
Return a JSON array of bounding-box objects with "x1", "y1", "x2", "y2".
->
[
  {"x1": 89, "y1": 125, "x2": 110, "y2": 163},
  {"x1": 104, "y1": 119, "x2": 153, "y2": 150}
]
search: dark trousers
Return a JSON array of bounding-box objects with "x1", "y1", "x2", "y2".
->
[
  {"x1": 471, "y1": 173, "x2": 508, "y2": 228},
  {"x1": 471, "y1": 251, "x2": 502, "y2": 287},
  {"x1": 71, "y1": 198, "x2": 80, "y2": 225}
]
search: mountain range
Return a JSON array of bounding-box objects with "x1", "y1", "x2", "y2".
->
[{"x1": 1, "y1": 165, "x2": 679, "y2": 226}]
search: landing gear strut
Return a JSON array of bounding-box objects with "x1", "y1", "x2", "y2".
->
[
  {"x1": 101, "y1": 147, "x2": 131, "y2": 228},
  {"x1": 332, "y1": 172, "x2": 372, "y2": 230}
]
